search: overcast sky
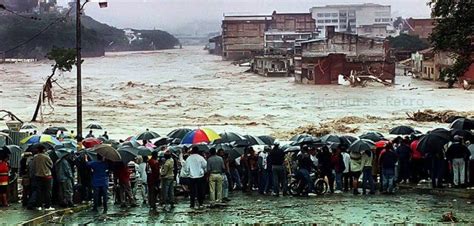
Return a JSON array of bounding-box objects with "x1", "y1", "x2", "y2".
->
[{"x1": 58, "y1": 0, "x2": 432, "y2": 33}]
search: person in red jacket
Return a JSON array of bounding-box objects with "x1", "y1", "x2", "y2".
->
[
  {"x1": 147, "y1": 151, "x2": 161, "y2": 212},
  {"x1": 410, "y1": 136, "x2": 424, "y2": 183},
  {"x1": 0, "y1": 153, "x2": 9, "y2": 207}
]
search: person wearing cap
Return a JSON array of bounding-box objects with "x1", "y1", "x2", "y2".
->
[
  {"x1": 446, "y1": 135, "x2": 471, "y2": 187},
  {"x1": 185, "y1": 146, "x2": 207, "y2": 209},
  {"x1": 160, "y1": 150, "x2": 175, "y2": 211},
  {"x1": 207, "y1": 148, "x2": 225, "y2": 204}
]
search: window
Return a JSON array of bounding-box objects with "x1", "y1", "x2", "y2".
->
[
  {"x1": 348, "y1": 10, "x2": 356, "y2": 17},
  {"x1": 331, "y1": 13, "x2": 338, "y2": 17},
  {"x1": 325, "y1": 19, "x2": 331, "y2": 23},
  {"x1": 339, "y1": 12, "x2": 347, "y2": 17},
  {"x1": 340, "y1": 19, "x2": 347, "y2": 23},
  {"x1": 324, "y1": 13, "x2": 331, "y2": 17},
  {"x1": 382, "y1": 18, "x2": 391, "y2": 22},
  {"x1": 349, "y1": 19, "x2": 356, "y2": 23},
  {"x1": 317, "y1": 25, "x2": 324, "y2": 29},
  {"x1": 332, "y1": 19, "x2": 338, "y2": 23},
  {"x1": 375, "y1": 18, "x2": 381, "y2": 22},
  {"x1": 317, "y1": 19, "x2": 324, "y2": 23},
  {"x1": 317, "y1": 13, "x2": 324, "y2": 17},
  {"x1": 340, "y1": 25, "x2": 347, "y2": 29}
]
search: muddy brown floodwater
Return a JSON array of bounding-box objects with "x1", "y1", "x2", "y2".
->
[{"x1": 1, "y1": 46, "x2": 473, "y2": 139}]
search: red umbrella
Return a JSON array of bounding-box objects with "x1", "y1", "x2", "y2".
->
[
  {"x1": 375, "y1": 140, "x2": 389, "y2": 148},
  {"x1": 82, "y1": 138, "x2": 103, "y2": 148}
]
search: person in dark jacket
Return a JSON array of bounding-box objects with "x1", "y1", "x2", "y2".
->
[
  {"x1": 379, "y1": 143, "x2": 398, "y2": 194},
  {"x1": 269, "y1": 142, "x2": 287, "y2": 196},
  {"x1": 56, "y1": 154, "x2": 74, "y2": 207},
  {"x1": 317, "y1": 146, "x2": 335, "y2": 193},
  {"x1": 446, "y1": 136, "x2": 471, "y2": 187},
  {"x1": 296, "y1": 146, "x2": 315, "y2": 195},
  {"x1": 330, "y1": 146, "x2": 345, "y2": 193},
  {"x1": 396, "y1": 138, "x2": 411, "y2": 184},
  {"x1": 87, "y1": 154, "x2": 109, "y2": 213}
]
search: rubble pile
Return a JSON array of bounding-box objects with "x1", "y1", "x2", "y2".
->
[
  {"x1": 406, "y1": 109, "x2": 474, "y2": 123},
  {"x1": 273, "y1": 121, "x2": 359, "y2": 139}
]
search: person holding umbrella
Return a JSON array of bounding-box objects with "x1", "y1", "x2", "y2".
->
[
  {"x1": 160, "y1": 150, "x2": 175, "y2": 211},
  {"x1": 56, "y1": 153, "x2": 74, "y2": 207},
  {"x1": 0, "y1": 149, "x2": 9, "y2": 207},
  {"x1": 379, "y1": 142, "x2": 398, "y2": 194},
  {"x1": 446, "y1": 136, "x2": 471, "y2": 188},
  {"x1": 86, "y1": 154, "x2": 109, "y2": 213},
  {"x1": 31, "y1": 145, "x2": 54, "y2": 211},
  {"x1": 147, "y1": 151, "x2": 161, "y2": 213},
  {"x1": 207, "y1": 148, "x2": 225, "y2": 204}
]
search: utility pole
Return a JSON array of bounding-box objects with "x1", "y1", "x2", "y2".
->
[{"x1": 76, "y1": 0, "x2": 82, "y2": 142}]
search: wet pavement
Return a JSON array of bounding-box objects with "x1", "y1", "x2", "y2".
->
[{"x1": 57, "y1": 189, "x2": 474, "y2": 224}]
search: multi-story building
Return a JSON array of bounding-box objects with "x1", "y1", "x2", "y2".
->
[
  {"x1": 221, "y1": 14, "x2": 271, "y2": 61},
  {"x1": 269, "y1": 11, "x2": 315, "y2": 33},
  {"x1": 406, "y1": 18, "x2": 435, "y2": 40},
  {"x1": 311, "y1": 3, "x2": 392, "y2": 38},
  {"x1": 264, "y1": 31, "x2": 313, "y2": 55}
]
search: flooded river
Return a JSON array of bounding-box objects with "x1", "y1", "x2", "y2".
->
[{"x1": 1, "y1": 46, "x2": 473, "y2": 139}]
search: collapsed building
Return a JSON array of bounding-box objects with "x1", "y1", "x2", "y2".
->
[{"x1": 294, "y1": 26, "x2": 396, "y2": 85}]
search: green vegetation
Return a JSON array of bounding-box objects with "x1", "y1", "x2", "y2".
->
[
  {"x1": 387, "y1": 33, "x2": 430, "y2": 52},
  {"x1": 429, "y1": 0, "x2": 473, "y2": 86},
  {"x1": 0, "y1": 12, "x2": 180, "y2": 59}
]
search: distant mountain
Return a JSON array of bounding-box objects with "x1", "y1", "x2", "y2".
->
[{"x1": 0, "y1": 12, "x2": 180, "y2": 59}]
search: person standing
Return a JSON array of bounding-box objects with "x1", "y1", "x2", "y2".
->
[
  {"x1": 446, "y1": 136, "x2": 471, "y2": 187},
  {"x1": 247, "y1": 147, "x2": 259, "y2": 191},
  {"x1": 341, "y1": 149, "x2": 351, "y2": 192},
  {"x1": 102, "y1": 131, "x2": 109, "y2": 140},
  {"x1": 269, "y1": 142, "x2": 287, "y2": 197},
  {"x1": 218, "y1": 149, "x2": 231, "y2": 202},
  {"x1": 31, "y1": 146, "x2": 54, "y2": 211},
  {"x1": 331, "y1": 146, "x2": 345, "y2": 193},
  {"x1": 185, "y1": 146, "x2": 207, "y2": 209},
  {"x1": 147, "y1": 152, "x2": 161, "y2": 212},
  {"x1": 136, "y1": 156, "x2": 148, "y2": 205},
  {"x1": 160, "y1": 150, "x2": 175, "y2": 211},
  {"x1": 0, "y1": 153, "x2": 9, "y2": 207},
  {"x1": 296, "y1": 147, "x2": 315, "y2": 195},
  {"x1": 396, "y1": 138, "x2": 411, "y2": 184},
  {"x1": 361, "y1": 149, "x2": 375, "y2": 195},
  {"x1": 349, "y1": 148, "x2": 363, "y2": 195},
  {"x1": 379, "y1": 143, "x2": 398, "y2": 194},
  {"x1": 56, "y1": 154, "x2": 74, "y2": 207},
  {"x1": 86, "y1": 154, "x2": 109, "y2": 213},
  {"x1": 207, "y1": 148, "x2": 224, "y2": 204},
  {"x1": 116, "y1": 162, "x2": 137, "y2": 208},
  {"x1": 258, "y1": 146, "x2": 271, "y2": 195},
  {"x1": 318, "y1": 146, "x2": 335, "y2": 193},
  {"x1": 86, "y1": 130, "x2": 95, "y2": 138},
  {"x1": 410, "y1": 136, "x2": 423, "y2": 183},
  {"x1": 20, "y1": 152, "x2": 33, "y2": 206}
]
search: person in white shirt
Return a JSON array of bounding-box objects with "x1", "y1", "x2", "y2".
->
[
  {"x1": 185, "y1": 146, "x2": 207, "y2": 209},
  {"x1": 341, "y1": 148, "x2": 351, "y2": 192},
  {"x1": 135, "y1": 156, "x2": 148, "y2": 204}
]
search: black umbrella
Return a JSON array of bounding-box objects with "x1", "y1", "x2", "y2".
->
[
  {"x1": 49, "y1": 148, "x2": 71, "y2": 163},
  {"x1": 212, "y1": 143, "x2": 233, "y2": 152},
  {"x1": 154, "y1": 137, "x2": 171, "y2": 147},
  {"x1": 118, "y1": 149, "x2": 138, "y2": 164},
  {"x1": 284, "y1": 145, "x2": 301, "y2": 153},
  {"x1": 226, "y1": 147, "x2": 244, "y2": 160},
  {"x1": 231, "y1": 140, "x2": 251, "y2": 147},
  {"x1": 450, "y1": 118, "x2": 474, "y2": 130},
  {"x1": 417, "y1": 133, "x2": 450, "y2": 154},
  {"x1": 120, "y1": 140, "x2": 141, "y2": 148},
  {"x1": 0, "y1": 146, "x2": 11, "y2": 156},
  {"x1": 389, "y1": 126, "x2": 415, "y2": 135},
  {"x1": 320, "y1": 134, "x2": 340, "y2": 144},
  {"x1": 290, "y1": 134, "x2": 312, "y2": 142},
  {"x1": 429, "y1": 128, "x2": 451, "y2": 140},
  {"x1": 348, "y1": 139, "x2": 375, "y2": 153},
  {"x1": 25, "y1": 143, "x2": 54, "y2": 154},
  {"x1": 258, "y1": 135, "x2": 275, "y2": 145},
  {"x1": 191, "y1": 143, "x2": 210, "y2": 153},
  {"x1": 359, "y1": 132, "x2": 384, "y2": 142},
  {"x1": 136, "y1": 130, "x2": 160, "y2": 141},
  {"x1": 136, "y1": 146, "x2": 153, "y2": 156},
  {"x1": 83, "y1": 149, "x2": 98, "y2": 161},
  {"x1": 21, "y1": 124, "x2": 38, "y2": 130},
  {"x1": 86, "y1": 123, "x2": 103, "y2": 130},
  {"x1": 167, "y1": 128, "x2": 192, "y2": 140},
  {"x1": 43, "y1": 126, "x2": 68, "y2": 136},
  {"x1": 451, "y1": 129, "x2": 473, "y2": 142},
  {"x1": 168, "y1": 145, "x2": 183, "y2": 155},
  {"x1": 243, "y1": 135, "x2": 266, "y2": 145},
  {"x1": 219, "y1": 132, "x2": 246, "y2": 143},
  {"x1": 341, "y1": 135, "x2": 358, "y2": 144},
  {"x1": 294, "y1": 136, "x2": 322, "y2": 146},
  {"x1": 4, "y1": 145, "x2": 22, "y2": 169}
]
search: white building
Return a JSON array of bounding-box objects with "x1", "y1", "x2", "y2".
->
[{"x1": 311, "y1": 3, "x2": 392, "y2": 38}]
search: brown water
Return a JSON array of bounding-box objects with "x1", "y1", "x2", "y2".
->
[{"x1": 1, "y1": 46, "x2": 473, "y2": 139}]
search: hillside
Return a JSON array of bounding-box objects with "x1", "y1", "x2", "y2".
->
[{"x1": 0, "y1": 12, "x2": 180, "y2": 59}]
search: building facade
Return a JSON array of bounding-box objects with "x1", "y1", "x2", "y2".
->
[
  {"x1": 311, "y1": 3, "x2": 392, "y2": 38},
  {"x1": 406, "y1": 18, "x2": 435, "y2": 40}
]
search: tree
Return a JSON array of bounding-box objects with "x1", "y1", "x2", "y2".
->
[
  {"x1": 429, "y1": 0, "x2": 474, "y2": 87},
  {"x1": 31, "y1": 47, "x2": 77, "y2": 122},
  {"x1": 387, "y1": 33, "x2": 430, "y2": 51}
]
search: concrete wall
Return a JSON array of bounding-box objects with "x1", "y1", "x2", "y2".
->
[{"x1": 271, "y1": 13, "x2": 315, "y2": 32}]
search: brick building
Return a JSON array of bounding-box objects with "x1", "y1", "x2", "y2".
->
[
  {"x1": 406, "y1": 18, "x2": 435, "y2": 40},
  {"x1": 295, "y1": 26, "x2": 395, "y2": 84},
  {"x1": 269, "y1": 11, "x2": 315, "y2": 33}
]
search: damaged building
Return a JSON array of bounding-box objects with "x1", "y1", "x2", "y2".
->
[{"x1": 294, "y1": 26, "x2": 396, "y2": 85}]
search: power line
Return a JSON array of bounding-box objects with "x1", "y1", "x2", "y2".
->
[
  {"x1": 0, "y1": 4, "x2": 41, "y2": 21},
  {"x1": 4, "y1": 7, "x2": 73, "y2": 54}
]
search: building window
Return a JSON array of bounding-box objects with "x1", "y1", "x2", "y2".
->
[
  {"x1": 317, "y1": 19, "x2": 324, "y2": 23},
  {"x1": 317, "y1": 13, "x2": 324, "y2": 17},
  {"x1": 339, "y1": 12, "x2": 347, "y2": 17},
  {"x1": 348, "y1": 10, "x2": 356, "y2": 17},
  {"x1": 331, "y1": 19, "x2": 338, "y2": 23},
  {"x1": 349, "y1": 19, "x2": 356, "y2": 23},
  {"x1": 317, "y1": 25, "x2": 324, "y2": 29},
  {"x1": 340, "y1": 25, "x2": 347, "y2": 29},
  {"x1": 340, "y1": 19, "x2": 347, "y2": 23},
  {"x1": 382, "y1": 18, "x2": 391, "y2": 22},
  {"x1": 325, "y1": 19, "x2": 332, "y2": 23},
  {"x1": 375, "y1": 18, "x2": 381, "y2": 22},
  {"x1": 324, "y1": 13, "x2": 331, "y2": 17},
  {"x1": 331, "y1": 13, "x2": 338, "y2": 17}
]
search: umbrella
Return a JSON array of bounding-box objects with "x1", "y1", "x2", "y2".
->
[
  {"x1": 102, "y1": 139, "x2": 120, "y2": 149},
  {"x1": 375, "y1": 140, "x2": 390, "y2": 148},
  {"x1": 4, "y1": 145, "x2": 22, "y2": 169},
  {"x1": 82, "y1": 138, "x2": 103, "y2": 148},
  {"x1": 219, "y1": 132, "x2": 246, "y2": 143},
  {"x1": 168, "y1": 145, "x2": 183, "y2": 155},
  {"x1": 348, "y1": 139, "x2": 375, "y2": 153},
  {"x1": 82, "y1": 149, "x2": 98, "y2": 161},
  {"x1": 118, "y1": 149, "x2": 138, "y2": 164},
  {"x1": 359, "y1": 132, "x2": 384, "y2": 142},
  {"x1": 86, "y1": 123, "x2": 103, "y2": 130},
  {"x1": 136, "y1": 130, "x2": 160, "y2": 140},
  {"x1": 226, "y1": 147, "x2": 244, "y2": 160},
  {"x1": 293, "y1": 136, "x2": 322, "y2": 146},
  {"x1": 121, "y1": 140, "x2": 141, "y2": 148},
  {"x1": 167, "y1": 128, "x2": 193, "y2": 140},
  {"x1": 60, "y1": 140, "x2": 78, "y2": 150},
  {"x1": 258, "y1": 135, "x2": 275, "y2": 145},
  {"x1": 136, "y1": 146, "x2": 153, "y2": 156},
  {"x1": 25, "y1": 143, "x2": 54, "y2": 154},
  {"x1": 429, "y1": 128, "x2": 451, "y2": 140},
  {"x1": 243, "y1": 135, "x2": 266, "y2": 145},
  {"x1": 290, "y1": 134, "x2": 312, "y2": 142},
  {"x1": 417, "y1": 133, "x2": 450, "y2": 154},
  {"x1": 0, "y1": 146, "x2": 11, "y2": 156},
  {"x1": 49, "y1": 148, "x2": 71, "y2": 163},
  {"x1": 125, "y1": 136, "x2": 136, "y2": 141},
  {"x1": 43, "y1": 126, "x2": 68, "y2": 136},
  {"x1": 450, "y1": 118, "x2": 474, "y2": 130},
  {"x1": 469, "y1": 144, "x2": 474, "y2": 155},
  {"x1": 389, "y1": 126, "x2": 415, "y2": 135},
  {"x1": 154, "y1": 137, "x2": 171, "y2": 147},
  {"x1": 341, "y1": 135, "x2": 358, "y2": 144},
  {"x1": 320, "y1": 134, "x2": 341, "y2": 144},
  {"x1": 21, "y1": 124, "x2": 38, "y2": 130},
  {"x1": 20, "y1": 135, "x2": 61, "y2": 146},
  {"x1": 93, "y1": 144, "x2": 121, "y2": 162},
  {"x1": 181, "y1": 128, "x2": 221, "y2": 144},
  {"x1": 451, "y1": 129, "x2": 473, "y2": 142},
  {"x1": 212, "y1": 143, "x2": 233, "y2": 152},
  {"x1": 284, "y1": 145, "x2": 301, "y2": 153},
  {"x1": 190, "y1": 143, "x2": 210, "y2": 153}
]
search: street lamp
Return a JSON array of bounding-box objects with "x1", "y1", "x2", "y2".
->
[{"x1": 76, "y1": 0, "x2": 107, "y2": 142}]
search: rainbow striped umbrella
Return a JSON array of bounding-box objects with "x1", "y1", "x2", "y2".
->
[
  {"x1": 181, "y1": 128, "x2": 221, "y2": 144},
  {"x1": 20, "y1": 135, "x2": 61, "y2": 146}
]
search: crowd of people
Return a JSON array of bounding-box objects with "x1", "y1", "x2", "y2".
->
[{"x1": 0, "y1": 131, "x2": 472, "y2": 214}]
